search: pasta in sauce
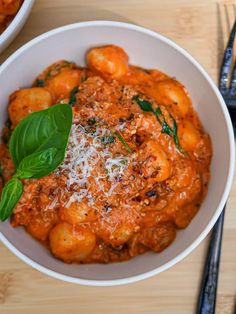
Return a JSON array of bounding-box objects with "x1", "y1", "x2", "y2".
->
[{"x1": 0, "y1": 45, "x2": 212, "y2": 263}]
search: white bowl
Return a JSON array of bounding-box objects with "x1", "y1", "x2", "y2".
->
[
  {"x1": 0, "y1": 21, "x2": 234, "y2": 286},
  {"x1": 0, "y1": 0, "x2": 35, "y2": 54}
]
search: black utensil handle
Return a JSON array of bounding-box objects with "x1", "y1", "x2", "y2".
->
[
  {"x1": 222, "y1": 97, "x2": 236, "y2": 109},
  {"x1": 196, "y1": 207, "x2": 225, "y2": 314}
]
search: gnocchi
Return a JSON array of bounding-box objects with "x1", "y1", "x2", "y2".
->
[
  {"x1": 87, "y1": 45, "x2": 129, "y2": 79},
  {"x1": 8, "y1": 88, "x2": 52, "y2": 126},
  {"x1": 49, "y1": 223, "x2": 96, "y2": 262}
]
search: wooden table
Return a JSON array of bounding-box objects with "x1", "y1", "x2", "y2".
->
[{"x1": 0, "y1": 0, "x2": 235, "y2": 313}]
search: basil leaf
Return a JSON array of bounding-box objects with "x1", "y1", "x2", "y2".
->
[
  {"x1": 0, "y1": 104, "x2": 72, "y2": 221},
  {"x1": 133, "y1": 95, "x2": 153, "y2": 112},
  {"x1": 0, "y1": 177, "x2": 23, "y2": 221},
  {"x1": 16, "y1": 147, "x2": 58, "y2": 179},
  {"x1": 9, "y1": 104, "x2": 72, "y2": 169},
  {"x1": 69, "y1": 86, "x2": 79, "y2": 106}
]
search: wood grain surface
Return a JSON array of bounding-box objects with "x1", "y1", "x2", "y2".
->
[{"x1": 0, "y1": 0, "x2": 236, "y2": 313}]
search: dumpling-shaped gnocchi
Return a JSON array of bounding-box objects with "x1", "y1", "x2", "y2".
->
[
  {"x1": 45, "y1": 69, "x2": 81, "y2": 101},
  {"x1": 87, "y1": 45, "x2": 129, "y2": 79},
  {"x1": 8, "y1": 87, "x2": 52, "y2": 126},
  {"x1": 138, "y1": 140, "x2": 171, "y2": 181},
  {"x1": 150, "y1": 79, "x2": 191, "y2": 116},
  {"x1": 59, "y1": 201, "x2": 97, "y2": 225},
  {"x1": 178, "y1": 121, "x2": 201, "y2": 151},
  {"x1": 49, "y1": 222, "x2": 96, "y2": 263}
]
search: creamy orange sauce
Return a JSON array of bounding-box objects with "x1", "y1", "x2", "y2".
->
[{"x1": 0, "y1": 45, "x2": 212, "y2": 264}]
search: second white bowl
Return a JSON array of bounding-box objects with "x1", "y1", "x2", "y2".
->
[{"x1": 0, "y1": 0, "x2": 35, "y2": 54}]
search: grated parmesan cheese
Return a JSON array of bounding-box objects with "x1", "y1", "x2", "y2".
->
[{"x1": 55, "y1": 122, "x2": 132, "y2": 209}]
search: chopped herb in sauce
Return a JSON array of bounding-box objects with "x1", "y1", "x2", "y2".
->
[
  {"x1": 101, "y1": 135, "x2": 115, "y2": 145},
  {"x1": 155, "y1": 107, "x2": 173, "y2": 136},
  {"x1": 114, "y1": 131, "x2": 132, "y2": 153},
  {"x1": 45, "y1": 70, "x2": 52, "y2": 80},
  {"x1": 36, "y1": 79, "x2": 45, "y2": 87},
  {"x1": 133, "y1": 95, "x2": 186, "y2": 155},
  {"x1": 133, "y1": 95, "x2": 153, "y2": 112},
  {"x1": 69, "y1": 86, "x2": 79, "y2": 106},
  {"x1": 155, "y1": 107, "x2": 187, "y2": 155}
]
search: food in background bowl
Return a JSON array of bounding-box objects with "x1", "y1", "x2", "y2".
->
[
  {"x1": 0, "y1": 44, "x2": 212, "y2": 264},
  {"x1": 0, "y1": 0, "x2": 23, "y2": 34},
  {"x1": 0, "y1": 0, "x2": 35, "y2": 54}
]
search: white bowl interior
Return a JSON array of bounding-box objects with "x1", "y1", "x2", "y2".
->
[{"x1": 0, "y1": 22, "x2": 234, "y2": 285}]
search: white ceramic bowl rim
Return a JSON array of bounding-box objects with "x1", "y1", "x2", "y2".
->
[
  {"x1": 0, "y1": 21, "x2": 234, "y2": 286},
  {"x1": 0, "y1": 0, "x2": 33, "y2": 43}
]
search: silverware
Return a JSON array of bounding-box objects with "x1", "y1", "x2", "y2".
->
[{"x1": 197, "y1": 18, "x2": 236, "y2": 314}]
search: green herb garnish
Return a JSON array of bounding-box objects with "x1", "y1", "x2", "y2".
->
[
  {"x1": 0, "y1": 104, "x2": 72, "y2": 221},
  {"x1": 36, "y1": 79, "x2": 45, "y2": 87},
  {"x1": 170, "y1": 115, "x2": 186, "y2": 155},
  {"x1": 114, "y1": 131, "x2": 132, "y2": 153},
  {"x1": 133, "y1": 95, "x2": 153, "y2": 112},
  {"x1": 155, "y1": 107, "x2": 186, "y2": 154},
  {"x1": 69, "y1": 86, "x2": 79, "y2": 106},
  {"x1": 133, "y1": 95, "x2": 186, "y2": 154},
  {"x1": 101, "y1": 135, "x2": 115, "y2": 145},
  {"x1": 155, "y1": 107, "x2": 173, "y2": 136}
]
